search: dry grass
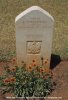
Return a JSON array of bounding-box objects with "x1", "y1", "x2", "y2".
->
[{"x1": 0, "y1": 0, "x2": 68, "y2": 61}]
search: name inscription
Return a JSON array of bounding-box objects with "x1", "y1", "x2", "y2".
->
[{"x1": 17, "y1": 17, "x2": 50, "y2": 29}]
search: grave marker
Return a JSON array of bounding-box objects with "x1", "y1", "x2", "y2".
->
[{"x1": 15, "y1": 6, "x2": 54, "y2": 67}]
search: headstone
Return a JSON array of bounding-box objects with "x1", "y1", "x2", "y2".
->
[{"x1": 15, "y1": 6, "x2": 54, "y2": 68}]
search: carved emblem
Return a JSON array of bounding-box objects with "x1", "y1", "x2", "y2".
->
[{"x1": 27, "y1": 41, "x2": 41, "y2": 54}]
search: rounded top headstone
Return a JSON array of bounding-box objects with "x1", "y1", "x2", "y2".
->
[
  {"x1": 15, "y1": 6, "x2": 54, "y2": 67},
  {"x1": 15, "y1": 6, "x2": 54, "y2": 22}
]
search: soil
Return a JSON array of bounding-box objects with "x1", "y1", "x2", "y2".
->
[
  {"x1": 0, "y1": 60, "x2": 68, "y2": 100},
  {"x1": 50, "y1": 61, "x2": 68, "y2": 100}
]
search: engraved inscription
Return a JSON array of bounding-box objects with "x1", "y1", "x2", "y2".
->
[
  {"x1": 17, "y1": 17, "x2": 49, "y2": 29},
  {"x1": 27, "y1": 41, "x2": 42, "y2": 54},
  {"x1": 18, "y1": 20, "x2": 47, "y2": 29}
]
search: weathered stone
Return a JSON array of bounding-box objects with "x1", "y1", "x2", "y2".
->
[{"x1": 15, "y1": 6, "x2": 54, "y2": 67}]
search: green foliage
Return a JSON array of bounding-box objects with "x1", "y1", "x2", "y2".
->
[{"x1": 0, "y1": 63, "x2": 54, "y2": 97}]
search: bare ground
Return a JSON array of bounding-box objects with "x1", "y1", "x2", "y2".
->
[{"x1": 50, "y1": 61, "x2": 68, "y2": 100}]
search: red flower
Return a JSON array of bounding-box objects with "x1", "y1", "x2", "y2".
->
[{"x1": 3, "y1": 78, "x2": 10, "y2": 84}]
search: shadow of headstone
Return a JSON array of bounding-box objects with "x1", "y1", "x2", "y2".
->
[{"x1": 50, "y1": 54, "x2": 61, "y2": 69}]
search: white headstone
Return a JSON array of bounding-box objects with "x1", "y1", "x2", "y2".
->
[{"x1": 15, "y1": 6, "x2": 54, "y2": 68}]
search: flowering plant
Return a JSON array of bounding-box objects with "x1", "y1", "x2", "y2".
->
[{"x1": 0, "y1": 59, "x2": 54, "y2": 97}]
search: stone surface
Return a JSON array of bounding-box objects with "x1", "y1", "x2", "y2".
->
[{"x1": 15, "y1": 6, "x2": 54, "y2": 67}]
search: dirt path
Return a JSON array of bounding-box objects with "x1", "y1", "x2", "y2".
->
[
  {"x1": 50, "y1": 61, "x2": 68, "y2": 100},
  {"x1": 0, "y1": 61, "x2": 68, "y2": 100}
]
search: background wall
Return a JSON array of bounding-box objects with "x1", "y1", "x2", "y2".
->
[{"x1": 0, "y1": 0, "x2": 68, "y2": 61}]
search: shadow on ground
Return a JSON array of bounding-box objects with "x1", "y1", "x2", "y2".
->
[{"x1": 50, "y1": 54, "x2": 61, "y2": 69}]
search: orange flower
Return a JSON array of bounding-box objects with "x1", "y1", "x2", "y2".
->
[
  {"x1": 32, "y1": 60, "x2": 36, "y2": 62},
  {"x1": 28, "y1": 65, "x2": 32, "y2": 71},
  {"x1": 8, "y1": 67, "x2": 16, "y2": 71},
  {"x1": 11, "y1": 57, "x2": 17, "y2": 65},
  {"x1": 33, "y1": 63, "x2": 37, "y2": 66},
  {"x1": 3, "y1": 77, "x2": 16, "y2": 84},
  {"x1": 45, "y1": 61, "x2": 48, "y2": 64},
  {"x1": 12, "y1": 58, "x2": 16, "y2": 62},
  {"x1": 45, "y1": 68, "x2": 49, "y2": 73},
  {"x1": 10, "y1": 77, "x2": 16, "y2": 83},
  {"x1": 44, "y1": 59, "x2": 48, "y2": 64},
  {"x1": 3, "y1": 78, "x2": 10, "y2": 84},
  {"x1": 11, "y1": 67, "x2": 16, "y2": 71},
  {"x1": 40, "y1": 68, "x2": 44, "y2": 73},
  {"x1": 32, "y1": 60, "x2": 37, "y2": 67}
]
